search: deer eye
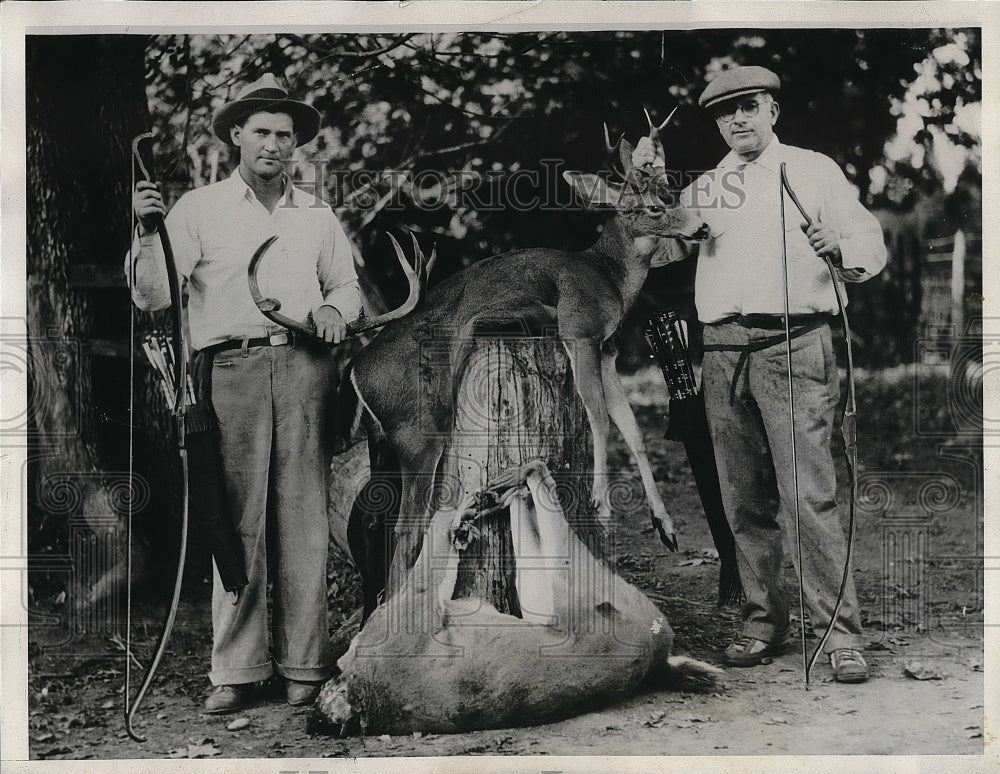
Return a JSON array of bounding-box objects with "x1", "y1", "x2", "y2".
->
[{"x1": 644, "y1": 205, "x2": 665, "y2": 216}]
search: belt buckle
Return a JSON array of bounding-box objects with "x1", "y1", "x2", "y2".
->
[{"x1": 269, "y1": 332, "x2": 289, "y2": 347}]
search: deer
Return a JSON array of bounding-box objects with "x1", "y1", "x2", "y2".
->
[
  {"x1": 248, "y1": 118, "x2": 708, "y2": 619},
  {"x1": 315, "y1": 457, "x2": 722, "y2": 736}
]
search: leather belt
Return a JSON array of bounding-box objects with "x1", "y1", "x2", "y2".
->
[
  {"x1": 200, "y1": 331, "x2": 294, "y2": 356},
  {"x1": 712, "y1": 313, "x2": 830, "y2": 330},
  {"x1": 703, "y1": 318, "x2": 827, "y2": 406}
]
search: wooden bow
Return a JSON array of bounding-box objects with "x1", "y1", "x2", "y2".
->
[
  {"x1": 125, "y1": 132, "x2": 190, "y2": 741},
  {"x1": 779, "y1": 162, "x2": 859, "y2": 687}
]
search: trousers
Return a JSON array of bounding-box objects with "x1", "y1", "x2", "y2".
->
[
  {"x1": 701, "y1": 321, "x2": 863, "y2": 652},
  {"x1": 207, "y1": 341, "x2": 337, "y2": 685}
]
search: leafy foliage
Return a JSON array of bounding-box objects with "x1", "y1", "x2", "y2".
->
[{"x1": 141, "y1": 30, "x2": 979, "y2": 368}]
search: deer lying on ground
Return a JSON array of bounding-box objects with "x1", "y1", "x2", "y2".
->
[
  {"x1": 313, "y1": 458, "x2": 722, "y2": 735},
  {"x1": 248, "y1": 122, "x2": 708, "y2": 617}
]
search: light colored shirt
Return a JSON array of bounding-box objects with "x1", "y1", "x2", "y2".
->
[
  {"x1": 126, "y1": 170, "x2": 362, "y2": 350},
  {"x1": 674, "y1": 137, "x2": 887, "y2": 323}
]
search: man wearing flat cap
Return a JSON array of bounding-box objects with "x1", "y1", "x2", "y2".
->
[
  {"x1": 127, "y1": 74, "x2": 362, "y2": 712},
  {"x1": 636, "y1": 65, "x2": 886, "y2": 683}
]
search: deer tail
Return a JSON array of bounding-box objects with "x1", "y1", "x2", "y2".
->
[{"x1": 661, "y1": 655, "x2": 725, "y2": 692}]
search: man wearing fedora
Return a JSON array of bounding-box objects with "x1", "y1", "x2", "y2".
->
[
  {"x1": 635, "y1": 65, "x2": 886, "y2": 682},
  {"x1": 128, "y1": 74, "x2": 361, "y2": 712}
]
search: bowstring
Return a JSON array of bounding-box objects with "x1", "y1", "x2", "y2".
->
[
  {"x1": 125, "y1": 151, "x2": 137, "y2": 721},
  {"x1": 779, "y1": 163, "x2": 810, "y2": 687}
]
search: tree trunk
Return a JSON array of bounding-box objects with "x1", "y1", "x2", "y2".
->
[
  {"x1": 445, "y1": 336, "x2": 597, "y2": 614},
  {"x1": 26, "y1": 35, "x2": 159, "y2": 623}
]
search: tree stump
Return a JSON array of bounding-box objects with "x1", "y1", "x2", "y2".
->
[
  {"x1": 444, "y1": 336, "x2": 598, "y2": 615},
  {"x1": 326, "y1": 440, "x2": 371, "y2": 557}
]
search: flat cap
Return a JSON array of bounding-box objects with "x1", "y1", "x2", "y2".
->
[{"x1": 698, "y1": 65, "x2": 780, "y2": 109}]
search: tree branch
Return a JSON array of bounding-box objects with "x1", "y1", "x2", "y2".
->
[{"x1": 290, "y1": 33, "x2": 418, "y2": 59}]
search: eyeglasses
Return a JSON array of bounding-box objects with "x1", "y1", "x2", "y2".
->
[{"x1": 714, "y1": 97, "x2": 767, "y2": 124}]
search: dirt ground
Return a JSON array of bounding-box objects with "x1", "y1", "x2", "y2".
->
[{"x1": 26, "y1": 367, "x2": 986, "y2": 760}]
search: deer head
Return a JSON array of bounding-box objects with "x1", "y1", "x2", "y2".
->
[
  {"x1": 247, "y1": 231, "x2": 435, "y2": 342},
  {"x1": 562, "y1": 118, "x2": 705, "y2": 240}
]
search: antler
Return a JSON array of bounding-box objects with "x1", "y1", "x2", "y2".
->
[
  {"x1": 247, "y1": 232, "x2": 433, "y2": 342},
  {"x1": 639, "y1": 106, "x2": 680, "y2": 201},
  {"x1": 643, "y1": 105, "x2": 677, "y2": 144},
  {"x1": 603, "y1": 123, "x2": 628, "y2": 182}
]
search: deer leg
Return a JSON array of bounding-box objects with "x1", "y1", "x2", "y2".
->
[
  {"x1": 600, "y1": 350, "x2": 678, "y2": 551},
  {"x1": 346, "y1": 437, "x2": 403, "y2": 623},
  {"x1": 347, "y1": 476, "x2": 397, "y2": 624},
  {"x1": 385, "y1": 446, "x2": 445, "y2": 599},
  {"x1": 562, "y1": 339, "x2": 612, "y2": 528}
]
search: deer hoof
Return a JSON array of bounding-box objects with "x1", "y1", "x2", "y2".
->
[
  {"x1": 652, "y1": 517, "x2": 678, "y2": 552},
  {"x1": 486, "y1": 459, "x2": 544, "y2": 493}
]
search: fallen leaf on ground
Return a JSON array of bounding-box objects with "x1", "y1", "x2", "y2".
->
[
  {"x1": 903, "y1": 661, "x2": 945, "y2": 681},
  {"x1": 226, "y1": 717, "x2": 250, "y2": 731},
  {"x1": 39, "y1": 746, "x2": 73, "y2": 758},
  {"x1": 645, "y1": 710, "x2": 666, "y2": 727},
  {"x1": 100, "y1": 700, "x2": 114, "y2": 710},
  {"x1": 189, "y1": 742, "x2": 221, "y2": 758},
  {"x1": 168, "y1": 742, "x2": 220, "y2": 759}
]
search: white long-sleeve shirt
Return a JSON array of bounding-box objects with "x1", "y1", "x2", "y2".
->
[
  {"x1": 671, "y1": 137, "x2": 887, "y2": 324},
  {"x1": 125, "y1": 170, "x2": 362, "y2": 351}
]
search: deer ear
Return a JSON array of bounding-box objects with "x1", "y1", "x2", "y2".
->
[{"x1": 563, "y1": 171, "x2": 619, "y2": 207}]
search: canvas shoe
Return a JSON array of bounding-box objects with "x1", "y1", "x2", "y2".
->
[
  {"x1": 830, "y1": 648, "x2": 869, "y2": 683},
  {"x1": 723, "y1": 635, "x2": 790, "y2": 667}
]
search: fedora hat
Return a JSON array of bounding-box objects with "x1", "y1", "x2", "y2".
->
[{"x1": 212, "y1": 73, "x2": 321, "y2": 147}]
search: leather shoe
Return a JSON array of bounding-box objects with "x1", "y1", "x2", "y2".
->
[
  {"x1": 286, "y1": 679, "x2": 322, "y2": 707},
  {"x1": 204, "y1": 683, "x2": 256, "y2": 714}
]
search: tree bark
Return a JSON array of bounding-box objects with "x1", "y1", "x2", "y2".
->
[
  {"x1": 26, "y1": 35, "x2": 160, "y2": 620},
  {"x1": 445, "y1": 336, "x2": 597, "y2": 614}
]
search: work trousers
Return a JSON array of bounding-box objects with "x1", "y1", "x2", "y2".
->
[
  {"x1": 701, "y1": 322, "x2": 863, "y2": 652},
  {"x1": 207, "y1": 342, "x2": 337, "y2": 685}
]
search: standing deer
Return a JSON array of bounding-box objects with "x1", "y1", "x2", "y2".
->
[{"x1": 248, "y1": 122, "x2": 708, "y2": 617}]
